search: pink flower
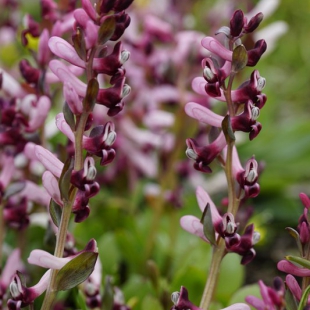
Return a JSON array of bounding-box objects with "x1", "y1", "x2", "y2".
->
[{"x1": 246, "y1": 278, "x2": 285, "y2": 310}]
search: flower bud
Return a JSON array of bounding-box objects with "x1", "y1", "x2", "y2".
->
[
  {"x1": 244, "y1": 12, "x2": 264, "y2": 33},
  {"x1": 257, "y1": 76, "x2": 266, "y2": 91},
  {"x1": 9, "y1": 276, "x2": 23, "y2": 299},
  {"x1": 120, "y1": 50, "x2": 130, "y2": 64},
  {"x1": 252, "y1": 231, "x2": 261, "y2": 244},
  {"x1": 122, "y1": 84, "x2": 131, "y2": 98},
  {"x1": 185, "y1": 148, "x2": 198, "y2": 160},
  {"x1": 106, "y1": 131, "x2": 117, "y2": 146},
  {"x1": 230, "y1": 10, "x2": 244, "y2": 37},
  {"x1": 251, "y1": 106, "x2": 260, "y2": 120},
  {"x1": 171, "y1": 291, "x2": 180, "y2": 305},
  {"x1": 84, "y1": 157, "x2": 97, "y2": 181},
  {"x1": 203, "y1": 66, "x2": 215, "y2": 81},
  {"x1": 222, "y1": 213, "x2": 237, "y2": 235}
]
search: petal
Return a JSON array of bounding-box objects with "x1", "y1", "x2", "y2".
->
[
  {"x1": 285, "y1": 274, "x2": 301, "y2": 300},
  {"x1": 180, "y1": 215, "x2": 208, "y2": 242},
  {"x1": 119, "y1": 118, "x2": 162, "y2": 148},
  {"x1": 28, "y1": 96, "x2": 51, "y2": 131},
  {"x1": 196, "y1": 186, "x2": 222, "y2": 222},
  {"x1": 185, "y1": 102, "x2": 223, "y2": 127},
  {"x1": 31, "y1": 269, "x2": 51, "y2": 296},
  {"x1": 1, "y1": 249, "x2": 23, "y2": 288},
  {"x1": 38, "y1": 29, "x2": 50, "y2": 66},
  {"x1": 201, "y1": 37, "x2": 232, "y2": 61},
  {"x1": 143, "y1": 110, "x2": 174, "y2": 129},
  {"x1": 245, "y1": 296, "x2": 265, "y2": 310},
  {"x1": 49, "y1": 60, "x2": 87, "y2": 97},
  {"x1": 277, "y1": 260, "x2": 310, "y2": 277},
  {"x1": 191, "y1": 77, "x2": 207, "y2": 95},
  {"x1": 28, "y1": 249, "x2": 70, "y2": 269},
  {"x1": 42, "y1": 171, "x2": 62, "y2": 205},
  {"x1": 48, "y1": 36, "x2": 85, "y2": 68},
  {"x1": 222, "y1": 303, "x2": 250, "y2": 310},
  {"x1": 0, "y1": 155, "x2": 14, "y2": 187},
  {"x1": 0, "y1": 68, "x2": 25, "y2": 98},
  {"x1": 81, "y1": 0, "x2": 97, "y2": 20},
  {"x1": 17, "y1": 181, "x2": 50, "y2": 206},
  {"x1": 119, "y1": 140, "x2": 158, "y2": 178},
  {"x1": 55, "y1": 113, "x2": 75, "y2": 142},
  {"x1": 35, "y1": 145, "x2": 63, "y2": 178}
]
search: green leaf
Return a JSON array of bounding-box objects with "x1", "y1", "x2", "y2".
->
[
  {"x1": 222, "y1": 115, "x2": 235, "y2": 143},
  {"x1": 55, "y1": 251, "x2": 98, "y2": 291},
  {"x1": 63, "y1": 102, "x2": 76, "y2": 131},
  {"x1": 200, "y1": 203, "x2": 216, "y2": 245},
  {"x1": 3, "y1": 182, "x2": 26, "y2": 200},
  {"x1": 82, "y1": 78, "x2": 99, "y2": 112},
  {"x1": 72, "y1": 28, "x2": 87, "y2": 61},
  {"x1": 229, "y1": 283, "x2": 260, "y2": 306},
  {"x1": 285, "y1": 286, "x2": 299, "y2": 310},
  {"x1": 75, "y1": 288, "x2": 88, "y2": 310},
  {"x1": 98, "y1": 16, "x2": 116, "y2": 44},
  {"x1": 298, "y1": 284, "x2": 310, "y2": 310},
  {"x1": 141, "y1": 295, "x2": 164, "y2": 310},
  {"x1": 215, "y1": 253, "x2": 245, "y2": 303},
  {"x1": 101, "y1": 276, "x2": 114, "y2": 310},
  {"x1": 286, "y1": 255, "x2": 310, "y2": 269},
  {"x1": 286, "y1": 227, "x2": 302, "y2": 255},
  {"x1": 49, "y1": 199, "x2": 63, "y2": 227},
  {"x1": 231, "y1": 44, "x2": 248, "y2": 73},
  {"x1": 58, "y1": 157, "x2": 74, "y2": 202}
]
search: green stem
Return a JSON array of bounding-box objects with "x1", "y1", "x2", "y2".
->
[
  {"x1": 199, "y1": 239, "x2": 226, "y2": 310},
  {"x1": 41, "y1": 110, "x2": 89, "y2": 309},
  {"x1": 41, "y1": 44, "x2": 97, "y2": 308},
  {"x1": 225, "y1": 141, "x2": 239, "y2": 215},
  {"x1": 200, "y1": 72, "x2": 240, "y2": 310},
  {"x1": 40, "y1": 192, "x2": 77, "y2": 309}
]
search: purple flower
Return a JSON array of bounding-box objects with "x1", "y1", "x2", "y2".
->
[
  {"x1": 8, "y1": 270, "x2": 51, "y2": 309},
  {"x1": 171, "y1": 287, "x2": 250, "y2": 310},
  {"x1": 185, "y1": 132, "x2": 226, "y2": 173},
  {"x1": 246, "y1": 278, "x2": 285, "y2": 310},
  {"x1": 180, "y1": 187, "x2": 259, "y2": 264}
]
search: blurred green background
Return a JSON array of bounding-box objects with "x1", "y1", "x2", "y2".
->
[{"x1": 4, "y1": 0, "x2": 310, "y2": 309}]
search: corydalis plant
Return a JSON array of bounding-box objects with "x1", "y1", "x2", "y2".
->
[
  {"x1": 180, "y1": 9, "x2": 267, "y2": 310},
  {"x1": 6, "y1": 0, "x2": 134, "y2": 308}
]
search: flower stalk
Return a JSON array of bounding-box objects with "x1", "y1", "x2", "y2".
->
[{"x1": 200, "y1": 238, "x2": 227, "y2": 309}]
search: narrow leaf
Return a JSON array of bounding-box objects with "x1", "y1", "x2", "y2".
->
[
  {"x1": 63, "y1": 102, "x2": 76, "y2": 131},
  {"x1": 222, "y1": 115, "x2": 235, "y2": 143},
  {"x1": 200, "y1": 203, "x2": 216, "y2": 246},
  {"x1": 83, "y1": 78, "x2": 99, "y2": 112},
  {"x1": 74, "y1": 287, "x2": 88, "y2": 310},
  {"x1": 72, "y1": 28, "x2": 86, "y2": 61},
  {"x1": 101, "y1": 276, "x2": 114, "y2": 310},
  {"x1": 298, "y1": 284, "x2": 310, "y2": 310},
  {"x1": 285, "y1": 227, "x2": 303, "y2": 255},
  {"x1": 55, "y1": 251, "x2": 98, "y2": 291},
  {"x1": 58, "y1": 157, "x2": 74, "y2": 202},
  {"x1": 286, "y1": 255, "x2": 310, "y2": 269},
  {"x1": 49, "y1": 199, "x2": 62, "y2": 227},
  {"x1": 98, "y1": 16, "x2": 116, "y2": 45},
  {"x1": 146, "y1": 260, "x2": 160, "y2": 292},
  {"x1": 232, "y1": 44, "x2": 248, "y2": 73}
]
